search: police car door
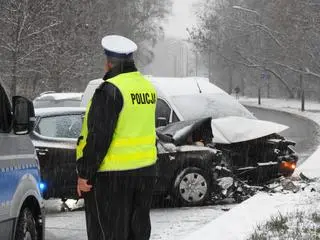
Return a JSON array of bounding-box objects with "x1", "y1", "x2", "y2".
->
[{"x1": 0, "y1": 84, "x2": 13, "y2": 238}]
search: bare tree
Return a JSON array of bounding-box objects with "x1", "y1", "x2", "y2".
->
[
  {"x1": 0, "y1": 0, "x2": 172, "y2": 97},
  {"x1": 0, "y1": 0, "x2": 60, "y2": 97},
  {"x1": 189, "y1": 0, "x2": 320, "y2": 99}
]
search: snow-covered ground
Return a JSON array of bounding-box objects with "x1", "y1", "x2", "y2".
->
[
  {"x1": 240, "y1": 97, "x2": 320, "y2": 125},
  {"x1": 184, "y1": 180, "x2": 320, "y2": 240},
  {"x1": 45, "y1": 199, "x2": 236, "y2": 240},
  {"x1": 184, "y1": 97, "x2": 320, "y2": 240}
]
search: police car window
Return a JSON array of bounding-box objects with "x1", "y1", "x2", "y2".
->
[
  {"x1": 156, "y1": 99, "x2": 171, "y2": 122},
  {"x1": 37, "y1": 114, "x2": 82, "y2": 139},
  {"x1": 0, "y1": 84, "x2": 12, "y2": 133}
]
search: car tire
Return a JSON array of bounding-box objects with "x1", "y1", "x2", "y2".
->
[
  {"x1": 173, "y1": 167, "x2": 210, "y2": 206},
  {"x1": 15, "y1": 208, "x2": 38, "y2": 240}
]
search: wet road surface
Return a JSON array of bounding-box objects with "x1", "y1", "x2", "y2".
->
[{"x1": 247, "y1": 106, "x2": 320, "y2": 164}]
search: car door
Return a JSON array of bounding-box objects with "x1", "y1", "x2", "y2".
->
[
  {"x1": 156, "y1": 98, "x2": 180, "y2": 127},
  {"x1": 31, "y1": 113, "x2": 83, "y2": 199},
  {"x1": 154, "y1": 98, "x2": 180, "y2": 192}
]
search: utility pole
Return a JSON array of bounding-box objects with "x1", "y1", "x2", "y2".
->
[
  {"x1": 258, "y1": 15, "x2": 262, "y2": 105},
  {"x1": 258, "y1": 72, "x2": 261, "y2": 105},
  {"x1": 267, "y1": 78, "x2": 270, "y2": 98},
  {"x1": 241, "y1": 77, "x2": 245, "y2": 96},
  {"x1": 180, "y1": 46, "x2": 183, "y2": 77},
  {"x1": 300, "y1": 71, "x2": 305, "y2": 111},
  {"x1": 195, "y1": 52, "x2": 198, "y2": 76},
  {"x1": 229, "y1": 69, "x2": 233, "y2": 94},
  {"x1": 174, "y1": 56, "x2": 177, "y2": 77},
  {"x1": 186, "y1": 48, "x2": 189, "y2": 77},
  {"x1": 258, "y1": 71, "x2": 262, "y2": 103},
  {"x1": 208, "y1": 52, "x2": 212, "y2": 81}
]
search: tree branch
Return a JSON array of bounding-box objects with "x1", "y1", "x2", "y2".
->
[
  {"x1": 274, "y1": 61, "x2": 320, "y2": 79},
  {"x1": 21, "y1": 21, "x2": 61, "y2": 41}
]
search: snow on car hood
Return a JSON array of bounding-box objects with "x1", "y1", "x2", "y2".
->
[
  {"x1": 157, "y1": 117, "x2": 289, "y2": 145},
  {"x1": 211, "y1": 116, "x2": 289, "y2": 144}
]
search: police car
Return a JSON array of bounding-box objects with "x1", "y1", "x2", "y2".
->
[{"x1": 0, "y1": 84, "x2": 45, "y2": 240}]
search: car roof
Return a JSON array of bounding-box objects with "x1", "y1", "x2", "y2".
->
[
  {"x1": 35, "y1": 107, "x2": 85, "y2": 117},
  {"x1": 148, "y1": 77, "x2": 225, "y2": 97},
  {"x1": 34, "y1": 92, "x2": 83, "y2": 101},
  {"x1": 81, "y1": 76, "x2": 225, "y2": 106},
  {"x1": 86, "y1": 79, "x2": 104, "y2": 86}
]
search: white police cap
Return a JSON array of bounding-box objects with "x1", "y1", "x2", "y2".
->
[{"x1": 101, "y1": 35, "x2": 138, "y2": 58}]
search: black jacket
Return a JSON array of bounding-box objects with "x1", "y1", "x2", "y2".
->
[{"x1": 76, "y1": 62, "x2": 155, "y2": 182}]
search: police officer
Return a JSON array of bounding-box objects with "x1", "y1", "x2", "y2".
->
[{"x1": 76, "y1": 35, "x2": 157, "y2": 240}]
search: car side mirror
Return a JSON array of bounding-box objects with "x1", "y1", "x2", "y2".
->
[
  {"x1": 12, "y1": 96, "x2": 35, "y2": 135},
  {"x1": 157, "y1": 117, "x2": 168, "y2": 127}
]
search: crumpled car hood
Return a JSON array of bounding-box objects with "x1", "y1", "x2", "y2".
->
[
  {"x1": 211, "y1": 116, "x2": 289, "y2": 144},
  {"x1": 157, "y1": 116, "x2": 289, "y2": 145}
]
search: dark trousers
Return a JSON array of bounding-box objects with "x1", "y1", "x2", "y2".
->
[{"x1": 84, "y1": 166, "x2": 156, "y2": 240}]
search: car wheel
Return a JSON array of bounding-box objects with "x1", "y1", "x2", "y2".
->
[
  {"x1": 173, "y1": 167, "x2": 210, "y2": 206},
  {"x1": 15, "y1": 208, "x2": 38, "y2": 240}
]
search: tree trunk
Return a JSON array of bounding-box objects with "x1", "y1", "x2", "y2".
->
[
  {"x1": 241, "y1": 77, "x2": 245, "y2": 96},
  {"x1": 54, "y1": 77, "x2": 60, "y2": 92},
  {"x1": 54, "y1": 72, "x2": 61, "y2": 92},
  {"x1": 10, "y1": 53, "x2": 17, "y2": 97},
  {"x1": 32, "y1": 73, "x2": 41, "y2": 97},
  {"x1": 228, "y1": 70, "x2": 233, "y2": 94}
]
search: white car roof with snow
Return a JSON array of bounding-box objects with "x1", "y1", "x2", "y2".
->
[
  {"x1": 35, "y1": 107, "x2": 85, "y2": 117},
  {"x1": 85, "y1": 79, "x2": 103, "y2": 86},
  {"x1": 148, "y1": 77, "x2": 226, "y2": 96},
  {"x1": 82, "y1": 76, "x2": 221, "y2": 100},
  {"x1": 35, "y1": 92, "x2": 83, "y2": 101}
]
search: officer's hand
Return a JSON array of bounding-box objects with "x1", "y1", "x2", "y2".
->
[{"x1": 77, "y1": 177, "x2": 93, "y2": 197}]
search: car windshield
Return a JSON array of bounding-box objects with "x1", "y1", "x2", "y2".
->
[
  {"x1": 171, "y1": 93, "x2": 255, "y2": 120},
  {"x1": 33, "y1": 100, "x2": 81, "y2": 108}
]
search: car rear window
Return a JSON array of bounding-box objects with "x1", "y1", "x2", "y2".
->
[{"x1": 36, "y1": 114, "x2": 82, "y2": 139}]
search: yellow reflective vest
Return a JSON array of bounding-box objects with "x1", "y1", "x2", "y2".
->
[{"x1": 76, "y1": 72, "x2": 157, "y2": 171}]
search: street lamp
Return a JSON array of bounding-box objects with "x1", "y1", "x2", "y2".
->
[
  {"x1": 232, "y1": 5, "x2": 263, "y2": 105},
  {"x1": 300, "y1": 68, "x2": 305, "y2": 112}
]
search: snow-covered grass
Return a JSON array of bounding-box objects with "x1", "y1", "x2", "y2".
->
[
  {"x1": 242, "y1": 97, "x2": 320, "y2": 240},
  {"x1": 248, "y1": 210, "x2": 320, "y2": 240},
  {"x1": 184, "y1": 177, "x2": 320, "y2": 240},
  {"x1": 239, "y1": 97, "x2": 320, "y2": 126}
]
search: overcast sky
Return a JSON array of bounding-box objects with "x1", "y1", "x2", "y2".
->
[{"x1": 163, "y1": 0, "x2": 200, "y2": 39}]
